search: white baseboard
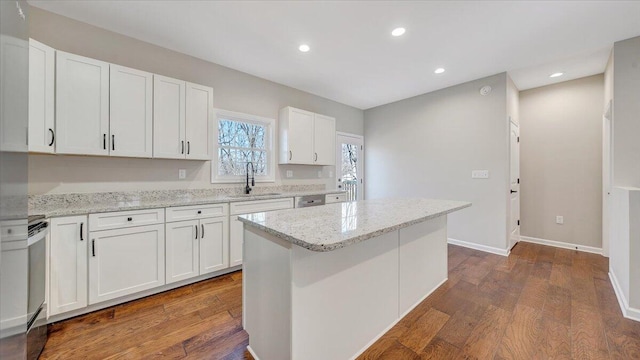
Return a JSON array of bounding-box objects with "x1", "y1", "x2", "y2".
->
[
  {"x1": 247, "y1": 345, "x2": 260, "y2": 360},
  {"x1": 520, "y1": 236, "x2": 603, "y2": 255},
  {"x1": 609, "y1": 270, "x2": 640, "y2": 322},
  {"x1": 447, "y1": 238, "x2": 509, "y2": 257}
]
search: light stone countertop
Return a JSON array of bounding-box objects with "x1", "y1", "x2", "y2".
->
[
  {"x1": 30, "y1": 188, "x2": 345, "y2": 218},
  {"x1": 238, "y1": 198, "x2": 471, "y2": 252}
]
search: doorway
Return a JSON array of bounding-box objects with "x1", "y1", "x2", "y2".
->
[
  {"x1": 509, "y1": 120, "x2": 521, "y2": 249},
  {"x1": 336, "y1": 132, "x2": 364, "y2": 201}
]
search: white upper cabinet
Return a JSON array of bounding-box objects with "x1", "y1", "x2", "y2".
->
[
  {"x1": 279, "y1": 107, "x2": 336, "y2": 165},
  {"x1": 185, "y1": 82, "x2": 213, "y2": 160},
  {"x1": 279, "y1": 107, "x2": 314, "y2": 164},
  {"x1": 109, "y1": 64, "x2": 153, "y2": 158},
  {"x1": 153, "y1": 76, "x2": 212, "y2": 160},
  {"x1": 55, "y1": 51, "x2": 109, "y2": 156},
  {"x1": 28, "y1": 39, "x2": 55, "y2": 153},
  {"x1": 153, "y1": 75, "x2": 186, "y2": 159},
  {"x1": 313, "y1": 113, "x2": 336, "y2": 165}
]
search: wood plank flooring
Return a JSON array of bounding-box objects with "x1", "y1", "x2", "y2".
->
[{"x1": 40, "y1": 243, "x2": 640, "y2": 359}]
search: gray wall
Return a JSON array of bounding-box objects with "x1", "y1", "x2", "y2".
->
[
  {"x1": 364, "y1": 73, "x2": 510, "y2": 251},
  {"x1": 613, "y1": 36, "x2": 640, "y2": 188},
  {"x1": 519, "y1": 75, "x2": 604, "y2": 248},
  {"x1": 27, "y1": 6, "x2": 364, "y2": 195}
]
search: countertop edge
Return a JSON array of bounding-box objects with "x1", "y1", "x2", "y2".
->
[
  {"x1": 31, "y1": 190, "x2": 347, "y2": 218},
  {"x1": 238, "y1": 201, "x2": 472, "y2": 252}
]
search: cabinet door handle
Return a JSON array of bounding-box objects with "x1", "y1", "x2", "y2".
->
[
  {"x1": 187, "y1": 141, "x2": 190, "y2": 155},
  {"x1": 92, "y1": 239, "x2": 96, "y2": 257},
  {"x1": 48, "y1": 128, "x2": 55, "y2": 146},
  {"x1": 112, "y1": 134, "x2": 115, "y2": 151},
  {"x1": 195, "y1": 225, "x2": 199, "y2": 239},
  {"x1": 315, "y1": 152, "x2": 318, "y2": 162},
  {"x1": 80, "y1": 222, "x2": 84, "y2": 241},
  {"x1": 289, "y1": 150, "x2": 292, "y2": 161},
  {"x1": 181, "y1": 140, "x2": 185, "y2": 154},
  {"x1": 127, "y1": 217, "x2": 132, "y2": 222},
  {"x1": 201, "y1": 224, "x2": 204, "y2": 238},
  {"x1": 103, "y1": 134, "x2": 106, "y2": 150}
]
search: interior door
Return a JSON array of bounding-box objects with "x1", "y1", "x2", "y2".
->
[
  {"x1": 509, "y1": 120, "x2": 520, "y2": 248},
  {"x1": 336, "y1": 133, "x2": 364, "y2": 201}
]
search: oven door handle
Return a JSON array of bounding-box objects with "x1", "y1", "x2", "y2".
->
[{"x1": 27, "y1": 230, "x2": 47, "y2": 247}]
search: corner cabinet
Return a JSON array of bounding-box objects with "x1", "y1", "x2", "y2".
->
[
  {"x1": 55, "y1": 51, "x2": 110, "y2": 156},
  {"x1": 279, "y1": 106, "x2": 335, "y2": 165},
  {"x1": 28, "y1": 39, "x2": 55, "y2": 153},
  {"x1": 49, "y1": 215, "x2": 88, "y2": 316},
  {"x1": 153, "y1": 75, "x2": 212, "y2": 160}
]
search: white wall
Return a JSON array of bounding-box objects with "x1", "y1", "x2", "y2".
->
[
  {"x1": 364, "y1": 73, "x2": 509, "y2": 251},
  {"x1": 27, "y1": 6, "x2": 364, "y2": 195},
  {"x1": 519, "y1": 75, "x2": 604, "y2": 248},
  {"x1": 612, "y1": 36, "x2": 640, "y2": 188},
  {"x1": 609, "y1": 36, "x2": 640, "y2": 321}
]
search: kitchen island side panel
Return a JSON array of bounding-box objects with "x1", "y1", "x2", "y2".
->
[
  {"x1": 243, "y1": 228, "x2": 292, "y2": 360},
  {"x1": 398, "y1": 216, "x2": 448, "y2": 316},
  {"x1": 290, "y1": 231, "x2": 399, "y2": 360}
]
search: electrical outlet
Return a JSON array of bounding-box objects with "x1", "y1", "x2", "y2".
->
[
  {"x1": 178, "y1": 169, "x2": 186, "y2": 179},
  {"x1": 471, "y1": 170, "x2": 489, "y2": 179},
  {"x1": 286, "y1": 170, "x2": 293, "y2": 178},
  {"x1": 556, "y1": 216, "x2": 564, "y2": 225}
]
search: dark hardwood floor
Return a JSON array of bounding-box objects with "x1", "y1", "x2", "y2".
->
[{"x1": 41, "y1": 243, "x2": 640, "y2": 359}]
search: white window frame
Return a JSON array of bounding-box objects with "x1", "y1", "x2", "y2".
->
[{"x1": 211, "y1": 108, "x2": 276, "y2": 183}]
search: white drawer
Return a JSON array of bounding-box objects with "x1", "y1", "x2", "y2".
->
[
  {"x1": 325, "y1": 193, "x2": 347, "y2": 204},
  {"x1": 89, "y1": 208, "x2": 165, "y2": 232},
  {"x1": 165, "y1": 203, "x2": 229, "y2": 222},
  {"x1": 0, "y1": 219, "x2": 28, "y2": 242},
  {"x1": 230, "y1": 198, "x2": 294, "y2": 215}
]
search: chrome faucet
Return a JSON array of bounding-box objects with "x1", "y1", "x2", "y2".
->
[{"x1": 245, "y1": 162, "x2": 255, "y2": 194}]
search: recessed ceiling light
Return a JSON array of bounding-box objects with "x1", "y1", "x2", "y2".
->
[
  {"x1": 299, "y1": 44, "x2": 310, "y2": 52},
  {"x1": 391, "y1": 27, "x2": 406, "y2": 37},
  {"x1": 434, "y1": 68, "x2": 445, "y2": 74},
  {"x1": 550, "y1": 72, "x2": 564, "y2": 78}
]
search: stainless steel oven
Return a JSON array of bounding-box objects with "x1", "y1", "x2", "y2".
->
[{"x1": 26, "y1": 216, "x2": 48, "y2": 360}]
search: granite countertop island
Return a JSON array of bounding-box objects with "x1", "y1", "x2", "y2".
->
[
  {"x1": 240, "y1": 197, "x2": 471, "y2": 360},
  {"x1": 238, "y1": 198, "x2": 471, "y2": 251}
]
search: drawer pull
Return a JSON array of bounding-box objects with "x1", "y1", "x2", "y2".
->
[
  {"x1": 197, "y1": 210, "x2": 202, "y2": 214},
  {"x1": 127, "y1": 217, "x2": 133, "y2": 222}
]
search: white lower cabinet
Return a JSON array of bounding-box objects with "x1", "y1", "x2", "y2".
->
[
  {"x1": 229, "y1": 215, "x2": 244, "y2": 267},
  {"x1": 165, "y1": 204, "x2": 229, "y2": 284},
  {"x1": 229, "y1": 198, "x2": 294, "y2": 266},
  {"x1": 49, "y1": 215, "x2": 88, "y2": 316},
  {"x1": 88, "y1": 224, "x2": 165, "y2": 304}
]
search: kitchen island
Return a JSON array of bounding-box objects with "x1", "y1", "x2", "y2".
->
[{"x1": 238, "y1": 198, "x2": 471, "y2": 360}]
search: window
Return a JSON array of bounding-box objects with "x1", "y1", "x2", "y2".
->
[{"x1": 212, "y1": 109, "x2": 275, "y2": 183}]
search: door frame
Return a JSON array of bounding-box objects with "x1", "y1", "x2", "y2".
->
[
  {"x1": 336, "y1": 132, "x2": 364, "y2": 201},
  {"x1": 509, "y1": 119, "x2": 520, "y2": 249},
  {"x1": 602, "y1": 100, "x2": 612, "y2": 257}
]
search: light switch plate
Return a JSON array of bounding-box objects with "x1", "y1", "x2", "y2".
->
[
  {"x1": 178, "y1": 169, "x2": 186, "y2": 179},
  {"x1": 556, "y1": 216, "x2": 564, "y2": 225},
  {"x1": 472, "y1": 170, "x2": 489, "y2": 179},
  {"x1": 286, "y1": 170, "x2": 293, "y2": 178}
]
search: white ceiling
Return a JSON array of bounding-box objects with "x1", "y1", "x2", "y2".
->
[{"x1": 29, "y1": 1, "x2": 640, "y2": 110}]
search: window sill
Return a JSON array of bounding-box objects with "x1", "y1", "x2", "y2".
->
[{"x1": 210, "y1": 177, "x2": 276, "y2": 184}]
